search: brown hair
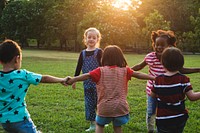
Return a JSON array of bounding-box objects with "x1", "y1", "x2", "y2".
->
[
  {"x1": 102, "y1": 45, "x2": 127, "y2": 67},
  {"x1": 0, "y1": 39, "x2": 22, "y2": 63},
  {"x1": 161, "y1": 47, "x2": 184, "y2": 72},
  {"x1": 151, "y1": 30, "x2": 177, "y2": 49}
]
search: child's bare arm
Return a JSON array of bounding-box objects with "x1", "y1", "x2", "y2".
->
[
  {"x1": 180, "y1": 67, "x2": 200, "y2": 74},
  {"x1": 40, "y1": 75, "x2": 66, "y2": 83},
  {"x1": 67, "y1": 73, "x2": 91, "y2": 85},
  {"x1": 185, "y1": 90, "x2": 200, "y2": 101},
  {"x1": 131, "y1": 60, "x2": 147, "y2": 71},
  {"x1": 132, "y1": 71, "x2": 155, "y2": 80}
]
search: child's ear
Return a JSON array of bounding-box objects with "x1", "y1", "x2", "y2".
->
[{"x1": 15, "y1": 55, "x2": 20, "y2": 63}]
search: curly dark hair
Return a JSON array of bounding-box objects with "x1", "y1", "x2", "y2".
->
[{"x1": 151, "y1": 30, "x2": 177, "y2": 49}]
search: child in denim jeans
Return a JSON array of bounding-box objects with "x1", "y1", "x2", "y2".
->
[
  {"x1": 131, "y1": 30, "x2": 200, "y2": 133},
  {"x1": 0, "y1": 39, "x2": 68, "y2": 133},
  {"x1": 151, "y1": 47, "x2": 200, "y2": 133}
]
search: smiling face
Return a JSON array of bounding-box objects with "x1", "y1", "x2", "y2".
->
[
  {"x1": 86, "y1": 31, "x2": 99, "y2": 49},
  {"x1": 154, "y1": 37, "x2": 168, "y2": 58}
]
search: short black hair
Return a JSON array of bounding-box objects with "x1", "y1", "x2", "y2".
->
[
  {"x1": 102, "y1": 45, "x2": 127, "y2": 67},
  {"x1": 0, "y1": 39, "x2": 21, "y2": 63},
  {"x1": 161, "y1": 47, "x2": 184, "y2": 72}
]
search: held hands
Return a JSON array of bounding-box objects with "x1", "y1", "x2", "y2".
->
[
  {"x1": 66, "y1": 77, "x2": 77, "y2": 89},
  {"x1": 61, "y1": 76, "x2": 71, "y2": 86}
]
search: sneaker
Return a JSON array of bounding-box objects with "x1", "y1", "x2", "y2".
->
[{"x1": 85, "y1": 126, "x2": 95, "y2": 132}]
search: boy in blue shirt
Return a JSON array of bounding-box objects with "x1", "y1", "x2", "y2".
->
[{"x1": 0, "y1": 39, "x2": 68, "y2": 133}]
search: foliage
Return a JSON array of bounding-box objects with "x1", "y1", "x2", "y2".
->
[
  {"x1": 182, "y1": 8, "x2": 200, "y2": 53},
  {"x1": 142, "y1": 10, "x2": 170, "y2": 49},
  {"x1": 0, "y1": 0, "x2": 200, "y2": 52},
  {"x1": 77, "y1": 3, "x2": 140, "y2": 49}
]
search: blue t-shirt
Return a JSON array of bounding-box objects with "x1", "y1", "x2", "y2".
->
[{"x1": 0, "y1": 69, "x2": 42, "y2": 123}]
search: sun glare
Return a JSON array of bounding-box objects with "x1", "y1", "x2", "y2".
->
[{"x1": 112, "y1": 0, "x2": 142, "y2": 11}]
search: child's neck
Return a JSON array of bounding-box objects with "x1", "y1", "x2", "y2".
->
[
  {"x1": 86, "y1": 46, "x2": 96, "y2": 51},
  {"x1": 2, "y1": 64, "x2": 16, "y2": 72},
  {"x1": 164, "y1": 70, "x2": 179, "y2": 76}
]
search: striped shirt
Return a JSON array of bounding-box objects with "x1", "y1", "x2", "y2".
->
[
  {"x1": 151, "y1": 73, "x2": 192, "y2": 122},
  {"x1": 89, "y1": 66, "x2": 133, "y2": 117},
  {"x1": 145, "y1": 52, "x2": 165, "y2": 95}
]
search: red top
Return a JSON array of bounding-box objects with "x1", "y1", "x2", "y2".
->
[{"x1": 89, "y1": 66, "x2": 134, "y2": 117}]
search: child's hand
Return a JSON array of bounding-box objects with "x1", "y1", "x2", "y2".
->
[
  {"x1": 61, "y1": 76, "x2": 71, "y2": 86},
  {"x1": 65, "y1": 76, "x2": 74, "y2": 85},
  {"x1": 72, "y1": 83, "x2": 76, "y2": 89}
]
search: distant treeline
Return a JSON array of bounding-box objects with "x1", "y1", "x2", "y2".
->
[{"x1": 0, "y1": 0, "x2": 200, "y2": 53}]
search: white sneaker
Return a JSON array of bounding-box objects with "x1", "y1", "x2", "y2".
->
[
  {"x1": 105, "y1": 124, "x2": 109, "y2": 127},
  {"x1": 85, "y1": 126, "x2": 95, "y2": 132}
]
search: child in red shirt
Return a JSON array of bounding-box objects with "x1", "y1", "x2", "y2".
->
[{"x1": 67, "y1": 45, "x2": 154, "y2": 133}]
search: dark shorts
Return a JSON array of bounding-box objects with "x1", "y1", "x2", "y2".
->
[{"x1": 156, "y1": 115, "x2": 188, "y2": 133}]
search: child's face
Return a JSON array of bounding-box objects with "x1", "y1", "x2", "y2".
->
[
  {"x1": 86, "y1": 31, "x2": 99, "y2": 48},
  {"x1": 154, "y1": 37, "x2": 168, "y2": 56}
]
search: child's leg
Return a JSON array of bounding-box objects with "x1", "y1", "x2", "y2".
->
[
  {"x1": 146, "y1": 95, "x2": 156, "y2": 133},
  {"x1": 96, "y1": 124, "x2": 104, "y2": 133},
  {"x1": 113, "y1": 126, "x2": 122, "y2": 133},
  {"x1": 112, "y1": 114, "x2": 129, "y2": 133},
  {"x1": 84, "y1": 88, "x2": 97, "y2": 131}
]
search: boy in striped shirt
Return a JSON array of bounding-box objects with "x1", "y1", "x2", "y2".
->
[{"x1": 151, "y1": 47, "x2": 200, "y2": 133}]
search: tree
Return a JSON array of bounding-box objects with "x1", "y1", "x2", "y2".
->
[
  {"x1": 77, "y1": 2, "x2": 140, "y2": 50},
  {"x1": 142, "y1": 10, "x2": 171, "y2": 50},
  {"x1": 182, "y1": 8, "x2": 200, "y2": 53}
]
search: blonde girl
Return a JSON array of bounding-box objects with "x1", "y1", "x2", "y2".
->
[{"x1": 72, "y1": 27, "x2": 103, "y2": 131}]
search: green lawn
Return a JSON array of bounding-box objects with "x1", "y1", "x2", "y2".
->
[{"x1": 0, "y1": 49, "x2": 200, "y2": 133}]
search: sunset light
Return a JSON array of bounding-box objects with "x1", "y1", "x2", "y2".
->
[{"x1": 112, "y1": 0, "x2": 142, "y2": 10}]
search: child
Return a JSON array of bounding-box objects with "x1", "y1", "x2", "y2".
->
[
  {"x1": 0, "y1": 39, "x2": 68, "y2": 133},
  {"x1": 67, "y1": 45, "x2": 155, "y2": 133},
  {"x1": 131, "y1": 30, "x2": 200, "y2": 133},
  {"x1": 151, "y1": 47, "x2": 200, "y2": 133},
  {"x1": 72, "y1": 27, "x2": 103, "y2": 131}
]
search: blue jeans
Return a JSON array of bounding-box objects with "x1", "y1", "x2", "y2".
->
[
  {"x1": 146, "y1": 95, "x2": 156, "y2": 132},
  {"x1": 1, "y1": 118, "x2": 38, "y2": 133}
]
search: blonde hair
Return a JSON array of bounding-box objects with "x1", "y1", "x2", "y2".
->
[{"x1": 83, "y1": 27, "x2": 101, "y2": 48}]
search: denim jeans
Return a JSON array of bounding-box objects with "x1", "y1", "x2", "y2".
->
[
  {"x1": 146, "y1": 95, "x2": 156, "y2": 132},
  {"x1": 1, "y1": 118, "x2": 38, "y2": 133}
]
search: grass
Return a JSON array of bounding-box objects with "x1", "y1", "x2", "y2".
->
[{"x1": 0, "y1": 49, "x2": 200, "y2": 133}]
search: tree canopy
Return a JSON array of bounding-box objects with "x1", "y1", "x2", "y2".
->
[{"x1": 0, "y1": 0, "x2": 200, "y2": 53}]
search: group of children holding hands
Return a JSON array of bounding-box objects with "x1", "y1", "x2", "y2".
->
[{"x1": 0, "y1": 27, "x2": 199, "y2": 133}]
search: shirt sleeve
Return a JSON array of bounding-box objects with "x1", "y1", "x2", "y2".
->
[
  {"x1": 89, "y1": 67, "x2": 101, "y2": 83},
  {"x1": 127, "y1": 67, "x2": 134, "y2": 80},
  {"x1": 183, "y1": 76, "x2": 193, "y2": 93},
  {"x1": 23, "y1": 69, "x2": 42, "y2": 85},
  {"x1": 74, "y1": 52, "x2": 83, "y2": 76},
  {"x1": 97, "y1": 49, "x2": 103, "y2": 66}
]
